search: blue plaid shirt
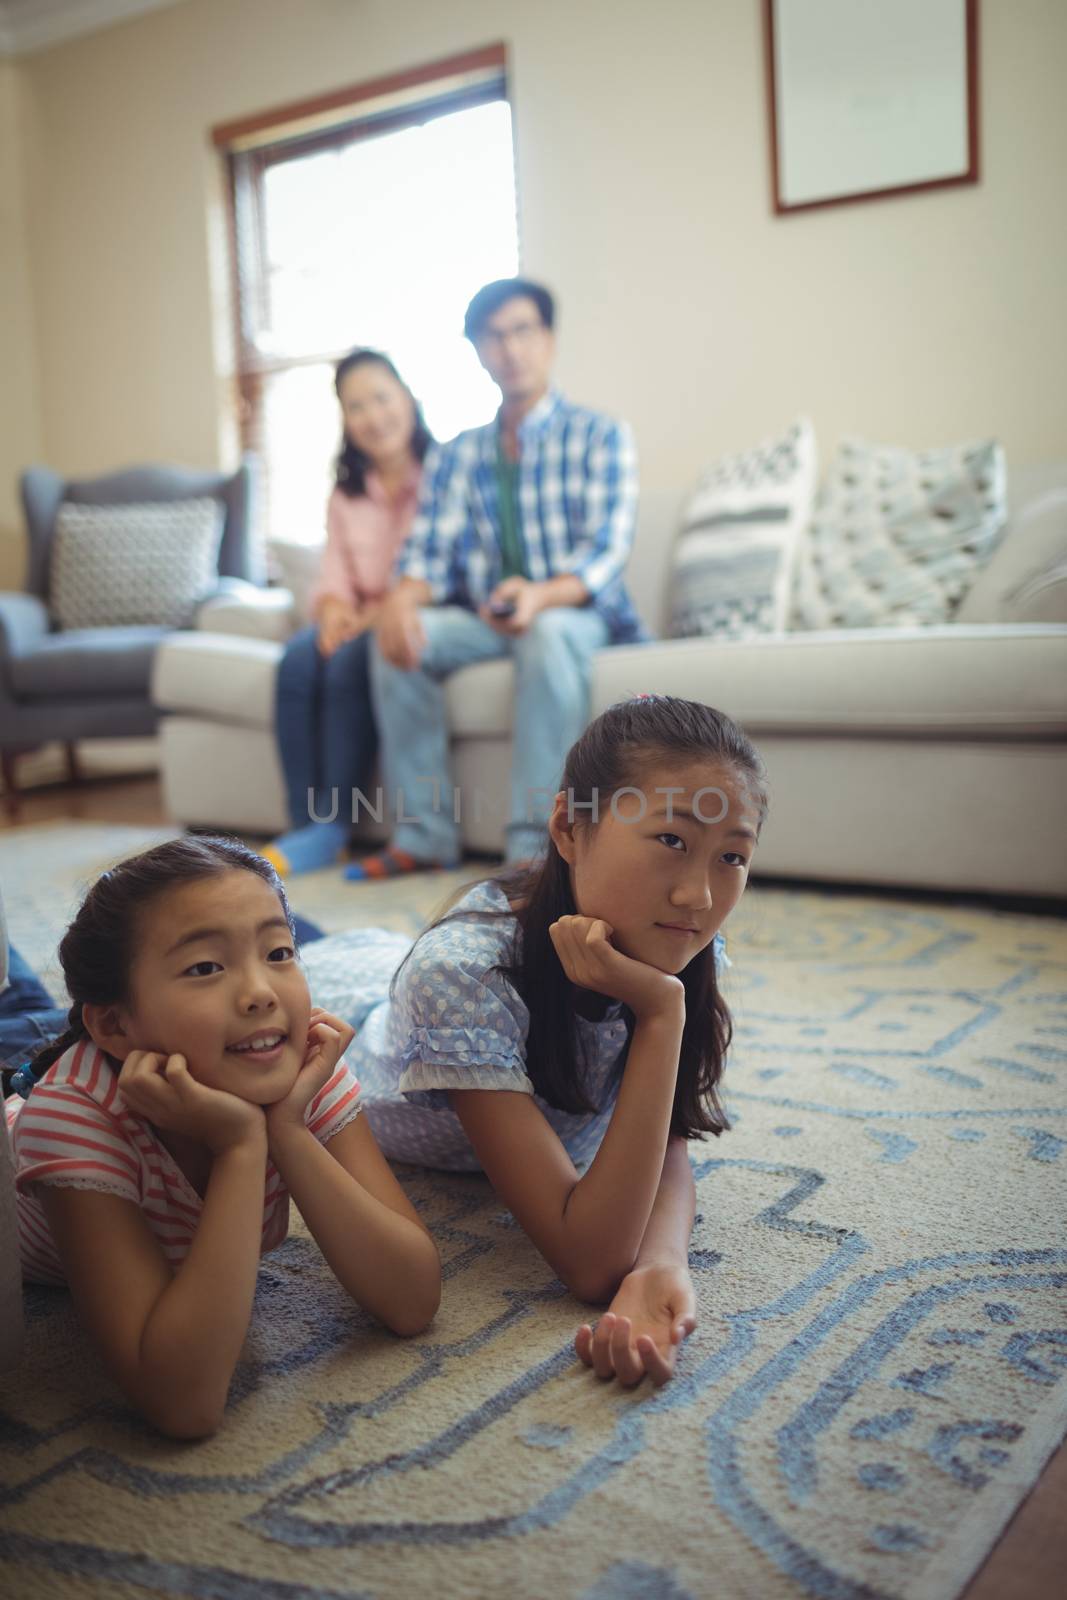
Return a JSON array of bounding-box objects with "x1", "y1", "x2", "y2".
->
[{"x1": 396, "y1": 389, "x2": 649, "y2": 644}]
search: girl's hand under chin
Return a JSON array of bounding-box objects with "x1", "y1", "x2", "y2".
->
[
  {"x1": 264, "y1": 1007, "x2": 355, "y2": 1136},
  {"x1": 549, "y1": 915, "x2": 684, "y2": 1022},
  {"x1": 575, "y1": 1262, "x2": 697, "y2": 1387},
  {"x1": 118, "y1": 1050, "x2": 266, "y2": 1155}
]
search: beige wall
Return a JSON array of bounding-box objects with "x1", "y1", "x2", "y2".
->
[
  {"x1": 5, "y1": 0, "x2": 1066, "y2": 573},
  {"x1": 0, "y1": 57, "x2": 43, "y2": 586}
]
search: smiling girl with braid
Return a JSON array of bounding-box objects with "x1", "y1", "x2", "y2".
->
[{"x1": 4, "y1": 836, "x2": 440, "y2": 1437}]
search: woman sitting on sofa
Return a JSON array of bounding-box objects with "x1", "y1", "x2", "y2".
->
[{"x1": 263, "y1": 349, "x2": 433, "y2": 877}]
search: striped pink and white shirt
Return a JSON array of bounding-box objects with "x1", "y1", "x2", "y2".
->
[{"x1": 5, "y1": 1039, "x2": 363, "y2": 1285}]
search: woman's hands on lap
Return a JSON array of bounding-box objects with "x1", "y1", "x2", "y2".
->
[
  {"x1": 575, "y1": 1262, "x2": 696, "y2": 1386},
  {"x1": 317, "y1": 598, "x2": 365, "y2": 658}
]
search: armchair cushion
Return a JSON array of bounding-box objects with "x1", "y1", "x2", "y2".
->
[
  {"x1": 51, "y1": 500, "x2": 224, "y2": 630},
  {"x1": 8, "y1": 626, "x2": 167, "y2": 699}
]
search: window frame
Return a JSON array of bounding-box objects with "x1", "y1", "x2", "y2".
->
[{"x1": 212, "y1": 44, "x2": 510, "y2": 475}]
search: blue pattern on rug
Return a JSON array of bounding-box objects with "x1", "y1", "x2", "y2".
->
[{"x1": 1, "y1": 831, "x2": 1065, "y2": 1600}]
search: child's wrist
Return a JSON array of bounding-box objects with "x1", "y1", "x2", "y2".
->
[
  {"x1": 265, "y1": 1111, "x2": 313, "y2": 1157},
  {"x1": 631, "y1": 1251, "x2": 691, "y2": 1278},
  {"x1": 209, "y1": 1122, "x2": 268, "y2": 1162},
  {"x1": 630, "y1": 995, "x2": 685, "y2": 1030}
]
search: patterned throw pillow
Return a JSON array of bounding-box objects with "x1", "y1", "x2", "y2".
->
[
  {"x1": 50, "y1": 500, "x2": 224, "y2": 630},
  {"x1": 790, "y1": 438, "x2": 1007, "y2": 630},
  {"x1": 668, "y1": 418, "x2": 817, "y2": 640}
]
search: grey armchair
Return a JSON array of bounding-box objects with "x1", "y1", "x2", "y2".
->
[{"x1": 0, "y1": 459, "x2": 257, "y2": 812}]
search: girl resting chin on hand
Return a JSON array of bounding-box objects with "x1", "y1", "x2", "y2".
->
[
  {"x1": 301, "y1": 694, "x2": 768, "y2": 1388},
  {"x1": 5, "y1": 836, "x2": 441, "y2": 1439}
]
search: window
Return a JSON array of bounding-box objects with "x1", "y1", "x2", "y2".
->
[{"x1": 215, "y1": 46, "x2": 518, "y2": 546}]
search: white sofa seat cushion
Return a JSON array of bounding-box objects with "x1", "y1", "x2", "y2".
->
[
  {"x1": 593, "y1": 624, "x2": 1067, "y2": 737},
  {"x1": 153, "y1": 629, "x2": 521, "y2": 740},
  {"x1": 156, "y1": 619, "x2": 1067, "y2": 746},
  {"x1": 444, "y1": 658, "x2": 515, "y2": 738}
]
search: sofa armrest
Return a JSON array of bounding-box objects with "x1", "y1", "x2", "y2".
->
[
  {"x1": 0, "y1": 593, "x2": 50, "y2": 663},
  {"x1": 194, "y1": 585, "x2": 295, "y2": 644}
]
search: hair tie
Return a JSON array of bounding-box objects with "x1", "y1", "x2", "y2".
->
[{"x1": 10, "y1": 1063, "x2": 36, "y2": 1100}]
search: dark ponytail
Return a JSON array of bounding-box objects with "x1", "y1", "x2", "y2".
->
[{"x1": 21, "y1": 836, "x2": 294, "y2": 1089}]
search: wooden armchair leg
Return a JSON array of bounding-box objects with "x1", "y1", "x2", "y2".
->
[{"x1": 0, "y1": 752, "x2": 20, "y2": 821}]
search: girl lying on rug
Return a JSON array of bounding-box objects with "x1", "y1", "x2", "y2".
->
[
  {"x1": 5, "y1": 694, "x2": 765, "y2": 1419},
  {"x1": 300, "y1": 693, "x2": 767, "y2": 1386},
  {"x1": 4, "y1": 836, "x2": 441, "y2": 1438}
]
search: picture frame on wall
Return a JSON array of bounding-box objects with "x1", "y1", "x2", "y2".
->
[{"x1": 764, "y1": 0, "x2": 979, "y2": 215}]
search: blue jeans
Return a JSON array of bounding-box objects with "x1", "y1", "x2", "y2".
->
[
  {"x1": 369, "y1": 605, "x2": 610, "y2": 864},
  {"x1": 275, "y1": 626, "x2": 378, "y2": 829},
  {"x1": 0, "y1": 949, "x2": 66, "y2": 1070}
]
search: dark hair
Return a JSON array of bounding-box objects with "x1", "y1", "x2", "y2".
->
[
  {"x1": 396, "y1": 696, "x2": 769, "y2": 1140},
  {"x1": 25, "y1": 836, "x2": 295, "y2": 1083},
  {"x1": 333, "y1": 348, "x2": 433, "y2": 499},
  {"x1": 463, "y1": 277, "x2": 556, "y2": 343}
]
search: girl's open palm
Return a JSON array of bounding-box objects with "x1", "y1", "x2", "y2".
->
[
  {"x1": 265, "y1": 1008, "x2": 354, "y2": 1133},
  {"x1": 118, "y1": 1051, "x2": 265, "y2": 1154},
  {"x1": 575, "y1": 1263, "x2": 696, "y2": 1387},
  {"x1": 549, "y1": 915, "x2": 683, "y2": 1021}
]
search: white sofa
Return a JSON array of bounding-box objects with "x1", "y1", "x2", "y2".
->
[{"x1": 152, "y1": 465, "x2": 1067, "y2": 898}]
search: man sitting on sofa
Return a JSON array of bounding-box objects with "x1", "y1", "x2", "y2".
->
[{"x1": 348, "y1": 276, "x2": 648, "y2": 877}]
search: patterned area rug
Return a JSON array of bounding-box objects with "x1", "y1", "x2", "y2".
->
[{"x1": 1, "y1": 823, "x2": 1066, "y2": 1600}]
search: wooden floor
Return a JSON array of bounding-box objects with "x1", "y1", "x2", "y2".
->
[
  {"x1": 2, "y1": 773, "x2": 1064, "y2": 1597},
  {"x1": 0, "y1": 771, "x2": 169, "y2": 830}
]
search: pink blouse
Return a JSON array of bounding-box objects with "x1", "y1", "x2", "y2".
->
[{"x1": 309, "y1": 466, "x2": 421, "y2": 615}]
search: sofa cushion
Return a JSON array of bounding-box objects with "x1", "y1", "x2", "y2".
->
[
  {"x1": 955, "y1": 490, "x2": 1067, "y2": 624},
  {"x1": 445, "y1": 657, "x2": 515, "y2": 738},
  {"x1": 269, "y1": 540, "x2": 323, "y2": 628},
  {"x1": 50, "y1": 499, "x2": 224, "y2": 630},
  {"x1": 1003, "y1": 560, "x2": 1067, "y2": 624},
  {"x1": 592, "y1": 624, "x2": 1067, "y2": 737},
  {"x1": 154, "y1": 629, "x2": 520, "y2": 740},
  {"x1": 9, "y1": 627, "x2": 166, "y2": 699},
  {"x1": 668, "y1": 417, "x2": 817, "y2": 640},
  {"x1": 791, "y1": 437, "x2": 1007, "y2": 630}
]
